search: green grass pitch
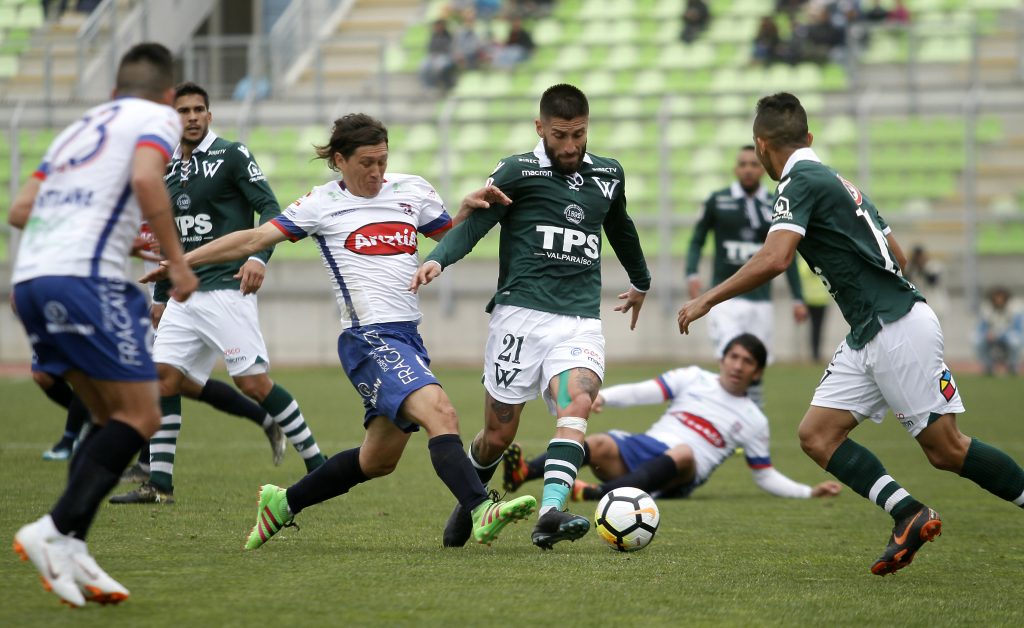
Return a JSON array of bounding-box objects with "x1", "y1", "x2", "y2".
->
[{"x1": 1, "y1": 364, "x2": 1021, "y2": 626}]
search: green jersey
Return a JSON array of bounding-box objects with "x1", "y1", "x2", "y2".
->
[
  {"x1": 769, "y1": 149, "x2": 922, "y2": 349},
  {"x1": 686, "y1": 182, "x2": 803, "y2": 303},
  {"x1": 426, "y1": 142, "x2": 651, "y2": 318},
  {"x1": 156, "y1": 131, "x2": 279, "y2": 301}
]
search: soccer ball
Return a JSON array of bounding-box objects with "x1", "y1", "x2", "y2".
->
[{"x1": 594, "y1": 487, "x2": 660, "y2": 552}]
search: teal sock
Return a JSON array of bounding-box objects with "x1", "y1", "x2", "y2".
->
[
  {"x1": 149, "y1": 396, "x2": 181, "y2": 493},
  {"x1": 260, "y1": 384, "x2": 323, "y2": 470},
  {"x1": 960, "y1": 438, "x2": 1024, "y2": 507},
  {"x1": 826, "y1": 438, "x2": 921, "y2": 521},
  {"x1": 540, "y1": 438, "x2": 585, "y2": 515}
]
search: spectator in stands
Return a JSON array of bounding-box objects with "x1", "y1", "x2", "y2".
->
[
  {"x1": 491, "y1": 17, "x2": 535, "y2": 68},
  {"x1": 452, "y1": 9, "x2": 488, "y2": 71},
  {"x1": 887, "y1": 0, "x2": 910, "y2": 24},
  {"x1": 419, "y1": 18, "x2": 457, "y2": 92},
  {"x1": 976, "y1": 287, "x2": 1022, "y2": 376},
  {"x1": 506, "y1": 0, "x2": 553, "y2": 18},
  {"x1": 802, "y1": 5, "x2": 845, "y2": 63},
  {"x1": 862, "y1": 0, "x2": 890, "y2": 23},
  {"x1": 681, "y1": 0, "x2": 711, "y2": 44},
  {"x1": 752, "y1": 15, "x2": 784, "y2": 65}
]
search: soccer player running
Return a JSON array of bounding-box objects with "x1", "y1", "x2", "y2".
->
[
  {"x1": 686, "y1": 145, "x2": 808, "y2": 406},
  {"x1": 9, "y1": 43, "x2": 198, "y2": 607},
  {"x1": 410, "y1": 84, "x2": 651, "y2": 550},
  {"x1": 503, "y1": 334, "x2": 841, "y2": 502},
  {"x1": 677, "y1": 92, "x2": 1024, "y2": 576},
  {"x1": 110, "y1": 82, "x2": 325, "y2": 504},
  {"x1": 140, "y1": 113, "x2": 536, "y2": 548}
]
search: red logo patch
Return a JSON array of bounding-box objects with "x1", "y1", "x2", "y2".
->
[
  {"x1": 345, "y1": 222, "x2": 417, "y2": 256},
  {"x1": 837, "y1": 174, "x2": 863, "y2": 206},
  {"x1": 673, "y1": 411, "x2": 725, "y2": 448}
]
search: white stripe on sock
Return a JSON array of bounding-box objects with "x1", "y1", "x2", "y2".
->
[
  {"x1": 150, "y1": 444, "x2": 177, "y2": 455},
  {"x1": 150, "y1": 461, "x2": 174, "y2": 475},
  {"x1": 1014, "y1": 489, "x2": 1024, "y2": 506},
  {"x1": 273, "y1": 401, "x2": 299, "y2": 422},
  {"x1": 153, "y1": 430, "x2": 180, "y2": 440},
  {"x1": 883, "y1": 488, "x2": 910, "y2": 513},
  {"x1": 868, "y1": 475, "x2": 894, "y2": 504},
  {"x1": 261, "y1": 414, "x2": 273, "y2": 429},
  {"x1": 544, "y1": 470, "x2": 575, "y2": 486},
  {"x1": 544, "y1": 458, "x2": 578, "y2": 475}
]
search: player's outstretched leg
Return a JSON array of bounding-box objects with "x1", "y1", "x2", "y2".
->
[
  {"x1": 442, "y1": 504, "x2": 472, "y2": 548},
  {"x1": 245, "y1": 484, "x2": 294, "y2": 550},
  {"x1": 196, "y1": 379, "x2": 287, "y2": 465},
  {"x1": 259, "y1": 384, "x2": 326, "y2": 472},
  {"x1": 470, "y1": 491, "x2": 537, "y2": 545},
  {"x1": 531, "y1": 510, "x2": 591, "y2": 550},
  {"x1": 13, "y1": 515, "x2": 86, "y2": 607},
  {"x1": 68, "y1": 538, "x2": 129, "y2": 604},
  {"x1": 871, "y1": 505, "x2": 942, "y2": 576}
]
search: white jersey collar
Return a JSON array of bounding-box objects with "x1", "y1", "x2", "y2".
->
[
  {"x1": 730, "y1": 180, "x2": 769, "y2": 203},
  {"x1": 532, "y1": 139, "x2": 594, "y2": 169},
  {"x1": 780, "y1": 147, "x2": 821, "y2": 179},
  {"x1": 173, "y1": 129, "x2": 219, "y2": 160}
]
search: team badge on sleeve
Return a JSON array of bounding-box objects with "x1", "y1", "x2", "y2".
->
[{"x1": 938, "y1": 369, "x2": 956, "y2": 402}]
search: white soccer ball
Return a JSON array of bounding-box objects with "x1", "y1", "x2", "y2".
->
[{"x1": 594, "y1": 487, "x2": 660, "y2": 552}]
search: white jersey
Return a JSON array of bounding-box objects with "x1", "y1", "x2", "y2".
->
[
  {"x1": 604, "y1": 366, "x2": 772, "y2": 483},
  {"x1": 12, "y1": 97, "x2": 181, "y2": 284},
  {"x1": 271, "y1": 173, "x2": 452, "y2": 328}
]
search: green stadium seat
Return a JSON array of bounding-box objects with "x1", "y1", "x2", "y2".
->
[
  {"x1": 452, "y1": 123, "x2": 489, "y2": 152},
  {"x1": 451, "y1": 97, "x2": 488, "y2": 120},
  {"x1": 652, "y1": 0, "x2": 684, "y2": 20},
  {"x1": 0, "y1": 53, "x2": 15, "y2": 78},
  {"x1": 605, "y1": 44, "x2": 641, "y2": 71},
  {"x1": 665, "y1": 120, "x2": 697, "y2": 147},
  {"x1": 656, "y1": 41, "x2": 714, "y2": 69},
  {"x1": 553, "y1": 44, "x2": 597, "y2": 72},
  {"x1": 532, "y1": 20, "x2": 565, "y2": 47},
  {"x1": 631, "y1": 69, "x2": 665, "y2": 95}
]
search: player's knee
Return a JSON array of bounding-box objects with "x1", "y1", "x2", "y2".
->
[
  {"x1": 797, "y1": 422, "x2": 828, "y2": 459},
  {"x1": 31, "y1": 371, "x2": 54, "y2": 389},
  {"x1": 157, "y1": 365, "x2": 184, "y2": 397},
  {"x1": 666, "y1": 445, "x2": 695, "y2": 471},
  {"x1": 235, "y1": 375, "x2": 272, "y2": 401},
  {"x1": 921, "y1": 440, "x2": 969, "y2": 473},
  {"x1": 132, "y1": 406, "x2": 162, "y2": 438}
]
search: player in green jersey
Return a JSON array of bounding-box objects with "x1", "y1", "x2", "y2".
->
[
  {"x1": 686, "y1": 144, "x2": 808, "y2": 405},
  {"x1": 111, "y1": 83, "x2": 325, "y2": 504},
  {"x1": 410, "y1": 84, "x2": 651, "y2": 550},
  {"x1": 678, "y1": 92, "x2": 1024, "y2": 576}
]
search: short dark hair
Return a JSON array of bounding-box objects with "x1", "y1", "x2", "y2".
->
[
  {"x1": 740, "y1": 144, "x2": 756, "y2": 152},
  {"x1": 174, "y1": 81, "x2": 209, "y2": 108},
  {"x1": 723, "y1": 333, "x2": 768, "y2": 371},
  {"x1": 753, "y1": 92, "x2": 809, "y2": 150},
  {"x1": 115, "y1": 42, "x2": 174, "y2": 99},
  {"x1": 314, "y1": 114, "x2": 389, "y2": 170},
  {"x1": 539, "y1": 84, "x2": 589, "y2": 121}
]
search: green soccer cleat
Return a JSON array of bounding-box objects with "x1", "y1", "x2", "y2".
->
[
  {"x1": 244, "y1": 484, "x2": 294, "y2": 550},
  {"x1": 471, "y1": 492, "x2": 537, "y2": 545}
]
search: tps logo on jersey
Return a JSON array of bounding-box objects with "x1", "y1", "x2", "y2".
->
[
  {"x1": 564, "y1": 204, "x2": 585, "y2": 224},
  {"x1": 672, "y1": 411, "x2": 725, "y2": 448},
  {"x1": 837, "y1": 174, "x2": 863, "y2": 206},
  {"x1": 938, "y1": 368, "x2": 957, "y2": 402},
  {"x1": 345, "y1": 221, "x2": 417, "y2": 256},
  {"x1": 175, "y1": 214, "x2": 212, "y2": 239}
]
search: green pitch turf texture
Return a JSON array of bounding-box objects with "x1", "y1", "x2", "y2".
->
[{"x1": 1, "y1": 364, "x2": 1021, "y2": 626}]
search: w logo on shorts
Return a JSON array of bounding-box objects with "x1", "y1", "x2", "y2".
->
[
  {"x1": 938, "y1": 369, "x2": 956, "y2": 402},
  {"x1": 493, "y1": 363, "x2": 522, "y2": 387}
]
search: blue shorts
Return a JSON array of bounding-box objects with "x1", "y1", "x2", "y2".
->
[
  {"x1": 607, "y1": 430, "x2": 698, "y2": 499},
  {"x1": 337, "y1": 321, "x2": 439, "y2": 433},
  {"x1": 14, "y1": 276, "x2": 155, "y2": 381}
]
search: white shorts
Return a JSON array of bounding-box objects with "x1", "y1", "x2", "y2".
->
[
  {"x1": 483, "y1": 304, "x2": 605, "y2": 415},
  {"x1": 152, "y1": 290, "x2": 269, "y2": 384},
  {"x1": 812, "y1": 301, "x2": 965, "y2": 436},
  {"x1": 707, "y1": 297, "x2": 774, "y2": 360}
]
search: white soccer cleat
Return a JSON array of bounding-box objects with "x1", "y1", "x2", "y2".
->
[
  {"x1": 68, "y1": 538, "x2": 130, "y2": 604},
  {"x1": 12, "y1": 515, "x2": 87, "y2": 608}
]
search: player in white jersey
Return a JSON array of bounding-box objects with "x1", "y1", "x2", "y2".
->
[
  {"x1": 140, "y1": 113, "x2": 536, "y2": 549},
  {"x1": 503, "y1": 334, "x2": 841, "y2": 502},
  {"x1": 8, "y1": 43, "x2": 197, "y2": 608}
]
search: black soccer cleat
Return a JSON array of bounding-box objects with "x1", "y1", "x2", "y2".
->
[
  {"x1": 119, "y1": 461, "x2": 150, "y2": 484},
  {"x1": 531, "y1": 509, "x2": 590, "y2": 551},
  {"x1": 108, "y1": 482, "x2": 175, "y2": 505},
  {"x1": 871, "y1": 505, "x2": 942, "y2": 576},
  {"x1": 442, "y1": 503, "x2": 473, "y2": 548}
]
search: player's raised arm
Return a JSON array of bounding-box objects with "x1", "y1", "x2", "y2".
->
[
  {"x1": 450, "y1": 183, "x2": 512, "y2": 228},
  {"x1": 678, "y1": 229, "x2": 800, "y2": 334},
  {"x1": 140, "y1": 221, "x2": 288, "y2": 284}
]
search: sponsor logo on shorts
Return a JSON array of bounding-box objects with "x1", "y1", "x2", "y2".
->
[
  {"x1": 938, "y1": 369, "x2": 956, "y2": 402},
  {"x1": 362, "y1": 329, "x2": 420, "y2": 385},
  {"x1": 672, "y1": 411, "x2": 725, "y2": 448},
  {"x1": 97, "y1": 280, "x2": 145, "y2": 366},
  {"x1": 357, "y1": 377, "x2": 383, "y2": 407},
  {"x1": 569, "y1": 346, "x2": 604, "y2": 368},
  {"x1": 345, "y1": 222, "x2": 417, "y2": 256},
  {"x1": 43, "y1": 300, "x2": 95, "y2": 336}
]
